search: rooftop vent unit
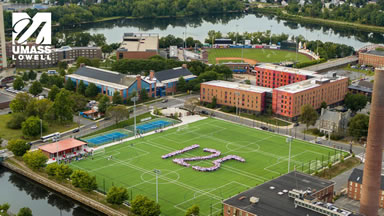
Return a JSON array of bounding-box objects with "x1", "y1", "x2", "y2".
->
[
  {"x1": 249, "y1": 196, "x2": 260, "y2": 204},
  {"x1": 238, "y1": 196, "x2": 247, "y2": 201},
  {"x1": 269, "y1": 186, "x2": 275, "y2": 190}
]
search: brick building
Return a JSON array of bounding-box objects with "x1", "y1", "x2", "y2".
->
[
  {"x1": 200, "y1": 80, "x2": 272, "y2": 113},
  {"x1": 348, "y1": 80, "x2": 373, "y2": 97},
  {"x1": 272, "y1": 74, "x2": 349, "y2": 121},
  {"x1": 116, "y1": 33, "x2": 159, "y2": 60},
  {"x1": 222, "y1": 171, "x2": 358, "y2": 216},
  {"x1": 253, "y1": 64, "x2": 317, "y2": 88},
  {"x1": 7, "y1": 43, "x2": 102, "y2": 68},
  {"x1": 358, "y1": 50, "x2": 384, "y2": 68},
  {"x1": 348, "y1": 168, "x2": 384, "y2": 208}
]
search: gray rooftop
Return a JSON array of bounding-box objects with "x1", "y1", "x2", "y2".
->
[
  {"x1": 320, "y1": 109, "x2": 340, "y2": 122},
  {"x1": 155, "y1": 67, "x2": 194, "y2": 82},
  {"x1": 366, "y1": 50, "x2": 384, "y2": 57},
  {"x1": 348, "y1": 168, "x2": 384, "y2": 190},
  {"x1": 348, "y1": 80, "x2": 373, "y2": 93},
  {"x1": 119, "y1": 33, "x2": 158, "y2": 52},
  {"x1": 223, "y1": 171, "x2": 334, "y2": 216},
  {"x1": 73, "y1": 66, "x2": 136, "y2": 87},
  {"x1": 0, "y1": 93, "x2": 12, "y2": 103}
]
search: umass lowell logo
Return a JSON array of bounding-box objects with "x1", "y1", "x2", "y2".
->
[{"x1": 12, "y1": 12, "x2": 52, "y2": 61}]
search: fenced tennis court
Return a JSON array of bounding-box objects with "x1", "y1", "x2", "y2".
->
[
  {"x1": 126, "y1": 118, "x2": 180, "y2": 134},
  {"x1": 81, "y1": 129, "x2": 134, "y2": 147}
]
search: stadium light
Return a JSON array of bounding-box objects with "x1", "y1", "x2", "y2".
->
[
  {"x1": 286, "y1": 136, "x2": 293, "y2": 173},
  {"x1": 154, "y1": 169, "x2": 161, "y2": 203},
  {"x1": 131, "y1": 96, "x2": 138, "y2": 137}
]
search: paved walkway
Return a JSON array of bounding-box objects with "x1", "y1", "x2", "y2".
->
[{"x1": 303, "y1": 56, "x2": 358, "y2": 72}]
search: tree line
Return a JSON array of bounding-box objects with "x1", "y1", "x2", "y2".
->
[
  {"x1": 284, "y1": 0, "x2": 384, "y2": 27},
  {"x1": 4, "y1": 0, "x2": 244, "y2": 29}
]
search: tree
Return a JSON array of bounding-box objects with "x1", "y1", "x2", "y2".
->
[
  {"x1": 58, "y1": 61, "x2": 68, "y2": 70},
  {"x1": 55, "y1": 164, "x2": 73, "y2": 180},
  {"x1": 344, "y1": 93, "x2": 368, "y2": 113},
  {"x1": 177, "y1": 76, "x2": 187, "y2": 92},
  {"x1": 69, "y1": 93, "x2": 88, "y2": 112},
  {"x1": 7, "y1": 139, "x2": 30, "y2": 156},
  {"x1": 10, "y1": 93, "x2": 32, "y2": 113},
  {"x1": 320, "y1": 101, "x2": 327, "y2": 109},
  {"x1": 22, "y1": 150, "x2": 48, "y2": 170},
  {"x1": 46, "y1": 163, "x2": 59, "y2": 176},
  {"x1": 211, "y1": 96, "x2": 217, "y2": 108},
  {"x1": 22, "y1": 72, "x2": 30, "y2": 81},
  {"x1": 185, "y1": 204, "x2": 199, "y2": 216},
  {"x1": 0, "y1": 203, "x2": 10, "y2": 214},
  {"x1": 101, "y1": 44, "x2": 113, "y2": 57},
  {"x1": 48, "y1": 85, "x2": 60, "y2": 101},
  {"x1": 184, "y1": 97, "x2": 199, "y2": 112},
  {"x1": 28, "y1": 70, "x2": 37, "y2": 80},
  {"x1": 70, "y1": 170, "x2": 97, "y2": 192},
  {"x1": 26, "y1": 99, "x2": 53, "y2": 119},
  {"x1": 77, "y1": 80, "x2": 86, "y2": 95},
  {"x1": 131, "y1": 195, "x2": 161, "y2": 216},
  {"x1": 112, "y1": 91, "x2": 123, "y2": 105},
  {"x1": 139, "y1": 88, "x2": 148, "y2": 101},
  {"x1": 106, "y1": 186, "x2": 129, "y2": 205},
  {"x1": 13, "y1": 77, "x2": 25, "y2": 90},
  {"x1": 106, "y1": 105, "x2": 129, "y2": 125},
  {"x1": 17, "y1": 207, "x2": 32, "y2": 216},
  {"x1": 92, "y1": 33, "x2": 106, "y2": 46},
  {"x1": 29, "y1": 81, "x2": 43, "y2": 96},
  {"x1": 64, "y1": 79, "x2": 75, "y2": 91},
  {"x1": 85, "y1": 83, "x2": 99, "y2": 98},
  {"x1": 299, "y1": 104, "x2": 318, "y2": 130},
  {"x1": 39, "y1": 73, "x2": 49, "y2": 85},
  {"x1": 6, "y1": 113, "x2": 26, "y2": 129},
  {"x1": 348, "y1": 114, "x2": 369, "y2": 141},
  {"x1": 53, "y1": 89, "x2": 74, "y2": 123},
  {"x1": 98, "y1": 95, "x2": 110, "y2": 113},
  {"x1": 22, "y1": 116, "x2": 46, "y2": 137}
]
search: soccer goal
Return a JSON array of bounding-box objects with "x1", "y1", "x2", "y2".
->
[
  {"x1": 92, "y1": 147, "x2": 105, "y2": 157},
  {"x1": 177, "y1": 124, "x2": 189, "y2": 132}
]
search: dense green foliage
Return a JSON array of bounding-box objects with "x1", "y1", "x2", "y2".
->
[
  {"x1": 70, "y1": 170, "x2": 98, "y2": 192},
  {"x1": 98, "y1": 95, "x2": 110, "y2": 113},
  {"x1": 344, "y1": 93, "x2": 368, "y2": 113},
  {"x1": 22, "y1": 150, "x2": 48, "y2": 170},
  {"x1": 112, "y1": 91, "x2": 123, "y2": 105},
  {"x1": 285, "y1": 0, "x2": 384, "y2": 27},
  {"x1": 21, "y1": 116, "x2": 47, "y2": 138},
  {"x1": 299, "y1": 104, "x2": 319, "y2": 129},
  {"x1": 7, "y1": 139, "x2": 30, "y2": 156},
  {"x1": 46, "y1": 163, "x2": 73, "y2": 180},
  {"x1": 185, "y1": 204, "x2": 200, "y2": 216},
  {"x1": 17, "y1": 207, "x2": 32, "y2": 216},
  {"x1": 29, "y1": 81, "x2": 43, "y2": 96},
  {"x1": 13, "y1": 77, "x2": 24, "y2": 90},
  {"x1": 348, "y1": 114, "x2": 369, "y2": 141},
  {"x1": 106, "y1": 186, "x2": 129, "y2": 205},
  {"x1": 131, "y1": 195, "x2": 161, "y2": 216},
  {"x1": 295, "y1": 58, "x2": 326, "y2": 68}
]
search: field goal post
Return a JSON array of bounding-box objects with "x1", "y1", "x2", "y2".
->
[
  {"x1": 177, "y1": 124, "x2": 189, "y2": 132},
  {"x1": 92, "y1": 147, "x2": 105, "y2": 157}
]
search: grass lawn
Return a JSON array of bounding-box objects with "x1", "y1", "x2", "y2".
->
[
  {"x1": 207, "y1": 48, "x2": 311, "y2": 64},
  {"x1": 343, "y1": 66, "x2": 375, "y2": 77},
  {"x1": 239, "y1": 112, "x2": 291, "y2": 126},
  {"x1": 70, "y1": 118, "x2": 346, "y2": 216},
  {"x1": 0, "y1": 114, "x2": 78, "y2": 141},
  {"x1": 315, "y1": 157, "x2": 361, "y2": 179}
]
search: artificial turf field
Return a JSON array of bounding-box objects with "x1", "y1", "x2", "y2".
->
[
  {"x1": 208, "y1": 48, "x2": 312, "y2": 64},
  {"x1": 70, "y1": 118, "x2": 345, "y2": 216}
]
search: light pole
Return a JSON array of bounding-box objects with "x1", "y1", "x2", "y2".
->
[
  {"x1": 40, "y1": 119, "x2": 42, "y2": 138},
  {"x1": 154, "y1": 169, "x2": 161, "y2": 203},
  {"x1": 234, "y1": 92, "x2": 240, "y2": 118},
  {"x1": 286, "y1": 136, "x2": 293, "y2": 173},
  {"x1": 131, "y1": 96, "x2": 138, "y2": 137}
]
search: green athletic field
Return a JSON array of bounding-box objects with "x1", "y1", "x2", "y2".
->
[
  {"x1": 70, "y1": 118, "x2": 346, "y2": 216},
  {"x1": 208, "y1": 48, "x2": 312, "y2": 64}
]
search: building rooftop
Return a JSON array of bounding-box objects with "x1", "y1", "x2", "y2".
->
[
  {"x1": 202, "y1": 80, "x2": 273, "y2": 93},
  {"x1": 255, "y1": 64, "x2": 320, "y2": 77},
  {"x1": 118, "y1": 33, "x2": 158, "y2": 52},
  {"x1": 366, "y1": 50, "x2": 384, "y2": 57},
  {"x1": 54, "y1": 46, "x2": 101, "y2": 52},
  {"x1": 0, "y1": 93, "x2": 12, "y2": 103},
  {"x1": 66, "y1": 66, "x2": 137, "y2": 90},
  {"x1": 348, "y1": 168, "x2": 384, "y2": 190},
  {"x1": 39, "y1": 138, "x2": 87, "y2": 154},
  {"x1": 348, "y1": 80, "x2": 373, "y2": 93},
  {"x1": 154, "y1": 67, "x2": 196, "y2": 83},
  {"x1": 275, "y1": 73, "x2": 347, "y2": 93},
  {"x1": 223, "y1": 171, "x2": 335, "y2": 216}
]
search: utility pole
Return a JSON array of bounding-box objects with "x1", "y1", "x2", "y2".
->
[
  {"x1": 286, "y1": 136, "x2": 293, "y2": 173},
  {"x1": 154, "y1": 169, "x2": 161, "y2": 203}
]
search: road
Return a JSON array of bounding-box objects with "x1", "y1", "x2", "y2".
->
[{"x1": 303, "y1": 56, "x2": 358, "y2": 72}]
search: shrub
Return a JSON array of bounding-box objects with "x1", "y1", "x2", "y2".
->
[
  {"x1": 22, "y1": 150, "x2": 48, "y2": 170},
  {"x1": 7, "y1": 139, "x2": 30, "y2": 156},
  {"x1": 294, "y1": 58, "x2": 326, "y2": 68},
  {"x1": 70, "y1": 170, "x2": 97, "y2": 192},
  {"x1": 106, "y1": 186, "x2": 129, "y2": 205},
  {"x1": 6, "y1": 113, "x2": 26, "y2": 129}
]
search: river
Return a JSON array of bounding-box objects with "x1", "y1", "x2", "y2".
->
[
  {"x1": 0, "y1": 166, "x2": 105, "y2": 216},
  {"x1": 67, "y1": 13, "x2": 384, "y2": 49}
]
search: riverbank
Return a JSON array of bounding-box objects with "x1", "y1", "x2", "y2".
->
[
  {"x1": 1, "y1": 158, "x2": 127, "y2": 216},
  {"x1": 252, "y1": 7, "x2": 384, "y2": 34}
]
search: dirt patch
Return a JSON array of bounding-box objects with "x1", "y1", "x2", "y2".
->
[{"x1": 215, "y1": 57, "x2": 258, "y2": 65}]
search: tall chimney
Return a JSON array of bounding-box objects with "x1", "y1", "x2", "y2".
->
[
  {"x1": 150, "y1": 70, "x2": 155, "y2": 80},
  {"x1": 360, "y1": 68, "x2": 384, "y2": 216}
]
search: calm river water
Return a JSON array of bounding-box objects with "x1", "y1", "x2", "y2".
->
[
  {"x1": 70, "y1": 13, "x2": 384, "y2": 49},
  {"x1": 0, "y1": 166, "x2": 104, "y2": 216}
]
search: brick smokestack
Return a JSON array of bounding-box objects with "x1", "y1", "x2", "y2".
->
[
  {"x1": 360, "y1": 68, "x2": 384, "y2": 216},
  {"x1": 150, "y1": 70, "x2": 155, "y2": 80}
]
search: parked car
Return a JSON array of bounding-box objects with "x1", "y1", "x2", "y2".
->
[
  {"x1": 72, "y1": 128, "x2": 80, "y2": 133},
  {"x1": 294, "y1": 122, "x2": 299, "y2": 127},
  {"x1": 47, "y1": 70, "x2": 57, "y2": 75},
  {"x1": 201, "y1": 110, "x2": 208, "y2": 115},
  {"x1": 260, "y1": 126, "x2": 268, "y2": 130},
  {"x1": 161, "y1": 99, "x2": 168, "y2": 103},
  {"x1": 91, "y1": 125, "x2": 98, "y2": 129}
]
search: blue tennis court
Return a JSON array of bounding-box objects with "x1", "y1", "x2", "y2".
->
[
  {"x1": 136, "y1": 120, "x2": 173, "y2": 133},
  {"x1": 84, "y1": 131, "x2": 130, "y2": 145}
]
